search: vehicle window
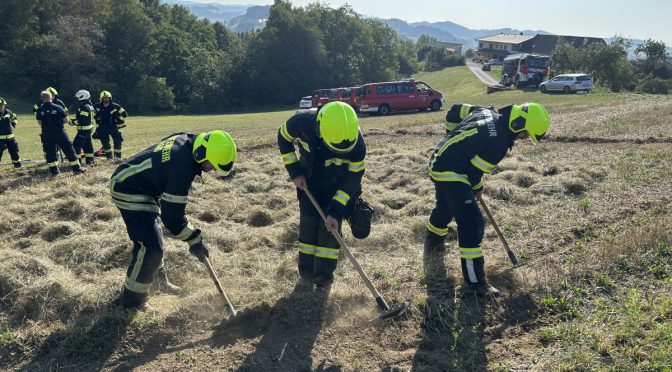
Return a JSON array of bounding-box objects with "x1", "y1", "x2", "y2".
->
[
  {"x1": 363, "y1": 86, "x2": 370, "y2": 96},
  {"x1": 355, "y1": 87, "x2": 362, "y2": 96},
  {"x1": 341, "y1": 90, "x2": 351, "y2": 98},
  {"x1": 319, "y1": 91, "x2": 329, "y2": 98},
  {"x1": 416, "y1": 82, "x2": 429, "y2": 92},
  {"x1": 377, "y1": 84, "x2": 397, "y2": 95},
  {"x1": 576, "y1": 75, "x2": 592, "y2": 81},
  {"x1": 528, "y1": 58, "x2": 549, "y2": 69},
  {"x1": 398, "y1": 83, "x2": 413, "y2": 93}
]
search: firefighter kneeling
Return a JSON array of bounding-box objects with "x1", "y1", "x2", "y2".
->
[
  {"x1": 111, "y1": 130, "x2": 237, "y2": 311},
  {"x1": 426, "y1": 102, "x2": 550, "y2": 297},
  {"x1": 278, "y1": 101, "x2": 366, "y2": 292}
]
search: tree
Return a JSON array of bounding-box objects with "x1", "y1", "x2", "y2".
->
[
  {"x1": 551, "y1": 38, "x2": 585, "y2": 73},
  {"x1": 585, "y1": 36, "x2": 635, "y2": 91},
  {"x1": 635, "y1": 39, "x2": 669, "y2": 75}
]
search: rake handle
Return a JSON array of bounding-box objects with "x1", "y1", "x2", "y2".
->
[
  {"x1": 475, "y1": 193, "x2": 519, "y2": 266},
  {"x1": 304, "y1": 188, "x2": 390, "y2": 312},
  {"x1": 203, "y1": 257, "x2": 238, "y2": 316}
]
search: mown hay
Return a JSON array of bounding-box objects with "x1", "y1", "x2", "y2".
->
[
  {"x1": 41, "y1": 223, "x2": 74, "y2": 242},
  {"x1": 246, "y1": 209, "x2": 274, "y2": 227}
]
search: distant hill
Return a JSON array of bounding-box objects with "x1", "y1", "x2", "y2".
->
[
  {"x1": 228, "y1": 5, "x2": 269, "y2": 32},
  {"x1": 163, "y1": 0, "x2": 251, "y2": 23}
]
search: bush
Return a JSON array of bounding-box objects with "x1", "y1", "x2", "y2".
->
[
  {"x1": 132, "y1": 75, "x2": 176, "y2": 113},
  {"x1": 638, "y1": 77, "x2": 671, "y2": 94}
]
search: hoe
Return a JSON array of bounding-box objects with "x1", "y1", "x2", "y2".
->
[{"x1": 305, "y1": 188, "x2": 409, "y2": 321}]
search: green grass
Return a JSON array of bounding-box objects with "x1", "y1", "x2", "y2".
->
[{"x1": 487, "y1": 66, "x2": 502, "y2": 82}]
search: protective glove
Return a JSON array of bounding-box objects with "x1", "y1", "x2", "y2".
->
[
  {"x1": 186, "y1": 229, "x2": 209, "y2": 262},
  {"x1": 189, "y1": 241, "x2": 209, "y2": 263}
]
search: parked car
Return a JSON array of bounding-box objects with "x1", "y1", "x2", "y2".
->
[
  {"x1": 481, "y1": 58, "x2": 502, "y2": 71},
  {"x1": 539, "y1": 73, "x2": 594, "y2": 94},
  {"x1": 359, "y1": 79, "x2": 445, "y2": 115},
  {"x1": 299, "y1": 95, "x2": 312, "y2": 109}
]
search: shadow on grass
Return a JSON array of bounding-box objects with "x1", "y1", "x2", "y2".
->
[
  {"x1": 22, "y1": 298, "x2": 132, "y2": 371},
  {"x1": 411, "y1": 248, "x2": 488, "y2": 371},
  {"x1": 210, "y1": 286, "x2": 328, "y2": 371}
]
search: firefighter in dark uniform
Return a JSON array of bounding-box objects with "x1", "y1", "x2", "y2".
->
[
  {"x1": 425, "y1": 102, "x2": 549, "y2": 297},
  {"x1": 36, "y1": 91, "x2": 85, "y2": 176},
  {"x1": 94, "y1": 91, "x2": 128, "y2": 159},
  {"x1": 111, "y1": 130, "x2": 237, "y2": 311},
  {"x1": 33, "y1": 87, "x2": 68, "y2": 116},
  {"x1": 445, "y1": 103, "x2": 498, "y2": 133},
  {"x1": 0, "y1": 98, "x2": 21, "y2": 168},
  {"x1": 278, "y1": 101, "x2": 365, "y2": 292},
  {"x1": 70, "y1": 90, "x2": 96, "y2": 165}
]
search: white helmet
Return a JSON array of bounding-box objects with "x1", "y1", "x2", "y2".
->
[{"x1": 75, "y1": 90, "x2": 91, "y2": 101}]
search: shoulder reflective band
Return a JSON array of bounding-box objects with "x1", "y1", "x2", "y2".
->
[
  {"x1": 436, "y1": 128, "x2": 478, "y2": 157},
  {"x1": 110, "y1": 158, "x2": 152, "y2": 183},
  {"x1": 279, "y1": 123, "x2": 295, "y2": 142}
]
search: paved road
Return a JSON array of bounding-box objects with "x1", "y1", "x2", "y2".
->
[{"x1": 466, "y1": 61, "x2": 499, "y2": 86}]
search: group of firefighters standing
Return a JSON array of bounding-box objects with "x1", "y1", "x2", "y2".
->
[
  {"x1": 0, "y1": 88, "x2": 127, "y2": 175},
  {"x1": 107, "y1": 99, "x2": 549, "y2": 312}
]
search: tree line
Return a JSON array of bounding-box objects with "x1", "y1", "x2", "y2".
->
[
  {"x1": 550, "y1": 37, "x2": 672, "y2": 94},
  {"x1": 0, "y1": 0, "x2": 430, "y2": 114}
]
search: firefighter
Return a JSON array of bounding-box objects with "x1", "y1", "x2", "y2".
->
[
  {"x1": 36, "y1": 91, "x2": 85, "y2": 176},
  {"x1": 94, "y1": 91, "x2": 128, "y2": 159},
  {"x1": 111, "y1": 130, "x2": 237, "y2": 311},
  {"x1": 278, "y1": 101, "x2": 365, "y2": 292},
  {"x1": 70, "y1": 90, "x2": 96, "y2": 165},
  {"x1": 0, "y1": 97, "x2": 21, "y2": 168},
  {"x1": 33, "y1": 87, "x2": 68, "y2": 116},
  {"x1": 425, "y1": 102, "x2": 549, "y2": 297}
]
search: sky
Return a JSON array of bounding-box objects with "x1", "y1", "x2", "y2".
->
[{"x1": 183, "y1": 0, "x2": 672, "y2": 44}]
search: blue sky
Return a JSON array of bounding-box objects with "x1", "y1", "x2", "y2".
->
[{"x1": 183, "y1": 0, "x2": 672, "y2": 44}]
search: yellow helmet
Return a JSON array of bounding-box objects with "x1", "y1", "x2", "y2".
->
[
  {"x1": 317, "y1": 101, "x2": 359, "y2": 153},
  {"x1": 509, "y1": 103, "x2": 549, "y2": 144},
  {"x1": 100, "y1": 90, "x2": 112, "y2": 100},
  {"x1": 193, "y1": 130, "x2": 237, "y2": 175},
  {"x1": 46, "y1": 87, "x2": 58, "y2": 96}
]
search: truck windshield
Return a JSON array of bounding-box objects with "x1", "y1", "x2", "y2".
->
[{"x1": 527, "y1": 57, "x2": 549, "y2": 69}]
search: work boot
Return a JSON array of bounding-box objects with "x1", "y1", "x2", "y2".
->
[
  {"x1": 466, "y1": 282, "x2": 501, "y2": 298},
  {"x1": 315, "y1": 281, "x2": 332, "y2": 294},
  {"x1": 13, "y1": 162, "x2": 22, "y2": 168},
  {"x1": 157, "y1": 269, "x2": 182, "y2": 295},
  {"x1": 49, "y1": 167, "x2": 60, "y2": 177},
  {"x1": 424, "y1": 230, "x2": 446, "y2": 255},
  {"x1": 72, "y1": 166, "x2": 86, "y2": 175},
  {"x1": 294, "y1": 275, "x2": 313, "y2": 292},
  {"x1": 105, "y1": 152, "x2": 113, "y2": 160}
]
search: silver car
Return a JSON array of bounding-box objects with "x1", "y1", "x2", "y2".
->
[
  {"x1": 299, "y1": 96, "x2": 312, "y2": 109},
  {"x1": 540, "y1": 74, "x2": 594, "y2": 94}
]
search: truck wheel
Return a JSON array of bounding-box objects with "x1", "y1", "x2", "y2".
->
[
  {"x1": 430, "y1": 100, "x2": 441, "y2": 111},
  {"x1": 378, "y1": 104, "x2": 390, "y2": 115}
]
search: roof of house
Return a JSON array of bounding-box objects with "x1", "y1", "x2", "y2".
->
[
  {"x1": 519, "y1": 34, "x2": 606, "y2": 55},
  {"x1": 477, "y1": 34, "x2": 535, "y2": 44}
]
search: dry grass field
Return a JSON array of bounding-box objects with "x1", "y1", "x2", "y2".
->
[{"x1": 1, "y1": 67, "x2": 671, "y2": 371}]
